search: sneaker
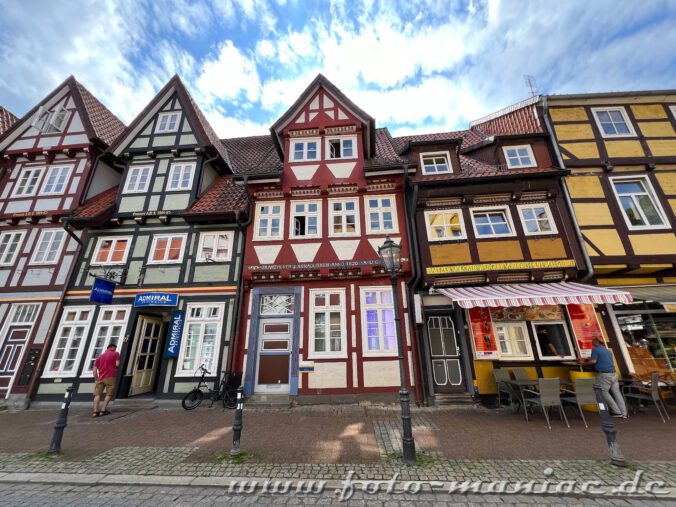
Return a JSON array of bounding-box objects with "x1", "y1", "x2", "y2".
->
[{"x1": 611, "y1": 413, "x2": 624, "y2": 418}]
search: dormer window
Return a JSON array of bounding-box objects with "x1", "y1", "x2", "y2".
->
[
  {"x1": 327, "y1": 136, "x2": 356, "y2": 159},
  {"x1": 421, "y1": 152, "x2": 451, "y2": 174},
  {"x1": 503, "y1": 145, "x2": 536, "y2": 169},
  {"x1": 166, "y1": 163, "x2": 195, "y2": 191},
  {"x1": 156, "y1": 112, "x2": 180, "y2": 133},
  {"x1": 33, "y1": 106, "x2": 69, "y2": 133},
  {"x1": 13, "y1": 167, "x2": 44, "y2": 197},
  {"x1": 290, "y1": 139, "x2": 319, "y2": 162},
  {"x1": 123, "y1": 166, "x2": 152, "y2": 193},
  {"x1": 41, "y1": 166, "x2": 72, "y2": 195}
]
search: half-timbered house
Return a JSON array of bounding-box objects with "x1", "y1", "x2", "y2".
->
[
  {"x1": 33, "y1": 76, "x2": 248, "y2": 402},
  {"x1": 0, "y1": 77, "x2": 125, "y2": 408},
  {"x1": 228, "y1": 75, "x2": 420, "y2": 402}
]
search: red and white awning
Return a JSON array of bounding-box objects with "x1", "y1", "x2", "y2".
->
[{"x1": 437, "y1": 282, "x2": 633, "y2": 309}]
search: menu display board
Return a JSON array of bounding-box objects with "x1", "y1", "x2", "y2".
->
[
  {"x1": 469, "y1": 307, "x2": 499, "y2": 359},
  {"x1": 566, "y1": 304, "x2": 605, "y2": 357}
]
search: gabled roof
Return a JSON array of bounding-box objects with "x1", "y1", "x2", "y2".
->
[
  {"x1": 469, "y1": 95, "x2": 543, "y2": 137},
  {"x1": 393, "y1": 129, "x2": 485, "y2": 154},
  {"x1": 221, "y1": 135, "x2": 283, "y2": 176},
  {"x1": 0, "y1": 76, "x2": 125, "y2": 149},
  {"x1": 0, "y1": 106, "x2": 18, "y2": 136},
  {"x1": 107, "y1": 75, "x2": 230, "y2": 166},
  {"x1": 185, "y1": 175, "x2": 249, "y2": 217},
  {"x1": 269, "y1": 73, "x2": 376, "y2": 160},
  {"x1": 67, "y1": 185, "x2": 118, "y2": 223}
]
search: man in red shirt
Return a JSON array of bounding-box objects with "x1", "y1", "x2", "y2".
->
[{"x1": 92, "y1": 343, "x2": 120, "y2": 417}]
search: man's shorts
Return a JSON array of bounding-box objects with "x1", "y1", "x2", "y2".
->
[{"x1": 94, "y1": 377, "x2": 116, "y2": 397}]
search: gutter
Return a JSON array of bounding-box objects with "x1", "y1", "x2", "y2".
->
[{"x1": 541, "y1": 96, "x2": 594, "y2": 283}]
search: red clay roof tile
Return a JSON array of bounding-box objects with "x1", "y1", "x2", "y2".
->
[
  {"x1": 187, "y1": 175, "x2": 249, "y2": 215},
  {"x1": 69, "y1": 186, "x2": 118, "y2": 220},
  {"x1": 0, "y1": 106, "x2": 17, "y2": 136}
]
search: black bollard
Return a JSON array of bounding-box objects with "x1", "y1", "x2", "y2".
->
[
  {"x1": 230, "y1": 386, "x2": 244, "y2": 456},
  {"x1": 593, "y1": 383, "x2": 627, "y2": 467},
  {"x1": 48, "y1": 384, "x2": 77, "y2": 455}
]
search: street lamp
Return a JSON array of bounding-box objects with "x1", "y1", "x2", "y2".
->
[{"x1": 378, "y1": 236, "x2": 417, "y2": 465}]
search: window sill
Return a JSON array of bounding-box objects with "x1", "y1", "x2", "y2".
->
[
  {"x1": 624, "y1": 224, "x2": 671, "y2": 232},
  {"x1": 496, "y1": 356, "x2": 535, "y2": 361},
  {"x1": 195, "y1": 259, "x2": 231, "y2": 264},
  {"x1": 365, "y1": 230, "x2": 399, "y2": 236},
  {"x1": 253, "y1": 237, "x2": 283, "y2": 242},
  {"x1": 146, "y1": 261, "x2": 183, "y2": 265},
  {"x1": 362, "y1": 352, "x2": 399, "y2": 358},
  {"x1": 427, "y1": 237, "x2": 467, "y2": 243},
  {"x1": 307, "y1": 353, "x2": 348, "y2": 360}
]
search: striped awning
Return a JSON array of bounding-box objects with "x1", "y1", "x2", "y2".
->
[{"x1": 437, "y1": 282, "x2": 633, "y2": 309}]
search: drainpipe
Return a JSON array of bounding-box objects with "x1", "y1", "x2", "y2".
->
[{"x1": 541, "y1": 96, "x2": 594, "y2": 283}]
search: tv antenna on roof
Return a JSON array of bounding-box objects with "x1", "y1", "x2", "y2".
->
[{"x1": 524, "y1": 75, "x2": 539, "y2": 97}]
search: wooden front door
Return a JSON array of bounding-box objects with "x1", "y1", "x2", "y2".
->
[
  {"x1": 255, "y1": 318, "x2": 292, "y2": 394},
  {"x1": 130, "y1": 316, "x2": 163, "y2": 396},
  {"x1": 427, "y1": 315, "x2": 465, "y2": 394},
  {"x1": 0, "y1": 328, "x2": 29, "y2": 398}
]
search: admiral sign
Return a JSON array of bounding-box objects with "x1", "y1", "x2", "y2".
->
[
  {"x1": 134, "y1": 292, "x2": 179, "y2": 307},
  {"x1": 164, "y1": 311, "x2": 185, "y2": 359},
  {"x1": 90, "y1": 277, "x2": 116, "y2": 304}
]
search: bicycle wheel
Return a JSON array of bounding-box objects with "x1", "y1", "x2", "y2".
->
[
  {"x1": 182, "y1": 389, "x2": 204, "y2": 410},
  {"x1": 223, "y1": 390, "x2": 237, "y2": 409}
]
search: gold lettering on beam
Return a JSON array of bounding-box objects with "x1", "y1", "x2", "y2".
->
[
  {"x1": 426, "y1": 259, "x2": 576, "y2": 275},
  {"x1": 325, "y1": 125, "x2": 357, "y2": 135},
  {"x1": 289, "y1": 129, "x2": 319, "y2": 137}
]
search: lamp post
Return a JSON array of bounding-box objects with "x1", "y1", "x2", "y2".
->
[{"x1": 378, "y1": 236, "x2": 416, "y2": 465}]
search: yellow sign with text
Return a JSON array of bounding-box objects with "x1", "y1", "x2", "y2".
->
[{"x1": 427, "y1": 259, "x2": 576, "y2": 275}]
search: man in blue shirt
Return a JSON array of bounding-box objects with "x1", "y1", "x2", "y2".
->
[{"x1": 585, "y1": 338, "x2": 627, "y2": 418}]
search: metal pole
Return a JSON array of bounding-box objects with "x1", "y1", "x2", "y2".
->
[
  {"x1": 391, "y1": 273, "x2": 417, "y2": 465},
  {"x1": 48, "y1": 383, "x2": 76, "y2": 454},
  {"x1": 230, "y1": 386, "x2": 244, "y2": 456},
  {"x1": 593, "y1": 383, "x2": 627, "y2": 467}
]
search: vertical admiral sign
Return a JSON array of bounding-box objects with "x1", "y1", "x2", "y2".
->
[
  {"x1": 164, "y1": 311, "x2": 185, "y2": 359},
  {"x1": 90, "y1": 277, "x2": 116, "y2": 304}
]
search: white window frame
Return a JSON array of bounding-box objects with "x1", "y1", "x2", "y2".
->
[
  {"x1": 308, "y1": 289, "x2": 347, "y2": 359},
  {"x1": 8, "y1": 303, "x2": 41, "y2": 325},
  {"x1": 669, "y1": 105, "x2": 676, "y2": 120},
  {"x1": 289, "y1": 200, "x2": 322, "y2": 239},
  {"x1": 424, "y1": 209, "x2": 467, "y2": 241},
  {"x1": 516, "y1": 203, "x2": 558, "y2": 236},
  {"x1": 254, "y1": 201, "x2": 285, "y2": 241},
  {"x1": 176, "y1": 302, "x2": 225, "y2": 376},
  {"x1": 325, "y1": 135, "x2": 357, "y2": 160},
  {"x1": 43, "y1": 306, "x2": 95, "y2": 377},
  {"x1": 470, "y1": 206, "x2": 516, "y2": 238},
  {"x1": 328, "y1": 197, "x2": 360, "y2": 237},
  {"x1": 123, "y1": 166, "x2": 153, "y2": 194},
  {"x1": 0, "y1": 231, "x2": 26, "y2": 266},
  {"x1": 30, "y1": 229, "x2": 66, "y2": 265},
  {"x1": 360, "y1": 286, "x2": 398, "y2": 357},
  {"x1": 148, "y1": 233, "x2": 187, "y2": 264},
  {"x1": 493, "y1": 321, "x2": 533, "y2": 361},
  {"x1": 91, "y1": 236, "x2": 132, "y2": 266},
  {"x1": 420, "y1": 151, "x2": 452, "y2": 174},
  {"x1": 531, "y1": 321, "x2": 577, "y2": 361},
  {"x1": 81, "y1": 305, "x2": 131, "y2": 377},
  {"x1": 12, "y1": 167, "x2": 45, "y2": 197},
  {"x1": 609, "y1": 175, "x2": 668, "y2": 231},
  {"x1": 196, "y1": 231, "x2": 235, "y2": 262},
  {"x1": 365, "y1": 194, "x2": 399, "y2": 235},
  {"x1": 155, "y1": 112, "x2": 181, "y2": 133},
  {"x1": 166, "y1": 162, "x2": 196, "y2": 191},
  {"x1": 591, "y1": 106, "x2": 636, "y2": 138},
  {"x1": 289, "y1": 137, "x2": 320, "y2": 162},
  {"x1": 39, "y1": 165, "x2": 72, "y2": 195},
  {"x1": 502, "y1": 145, "x2": 536, "y2": 169},
  {"x1": 33, "y1": 106, "x2": 69, "y2": 133}
]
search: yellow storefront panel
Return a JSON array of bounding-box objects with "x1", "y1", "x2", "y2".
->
[
  {"x1": 605, "y1": 140, "x2": 645, "y2": 158},
  {"x1": 473, "y1": 361, "x2": 497, "y2": 394},
  {"x1": 647, "y1": 139, "x2": 676, "y2": 157},
  {"x1": 669, "y1": 199, "x2": 676, "y2": 216},
  {"x1": 560, "y1": 142, "x2": 600, "y2": 160},
  {"x1": 583, "y1": 229, "x2": 626, "y2": 256},
  {"x1": 638, "y1": 121, "x2": 676, "y2": 138},
  {"x1": 598, "y1": 278, "x2": 658, "y2": 285},
  {"x1": 631, "y1": 104, "x2": 668, "y2": 119},
  {"x1": 593, "y1": 264, "x2": 627, "y2": 274},
  {"x1": 554, "y1": 123, "x2": 594, "y2": 141},
  {"x1": 656, "y1": 173, "x2": 676, "y2": 194},
  {"x1": 477, "y1": 240, "x2": 523, "y2": 262},
  {"x1": 430, "y1": 242, "x2": 472, "y2": 265},
  {"x1": 626, "y1": 264, "x2": 672, "y2": 274},
  {"x1": 629, "y1": 233, "x2": 676, "y2": 255},
  {"x1": 572, "y1": 202, "x2": 614, "y2": 226},
  {"x1": 549, "y1": 107, "x2": 588, "y2": 122},
  {"x1": 566, "y1": 175, "x2": 605, "y2": 198},
  {"x1": 527, "y1": 238, "x2": 567, "y2": 260}
]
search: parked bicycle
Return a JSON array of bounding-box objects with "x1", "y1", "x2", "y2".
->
[{"x1": 182, "y1": 365, "x2": 242, "y2": 410}]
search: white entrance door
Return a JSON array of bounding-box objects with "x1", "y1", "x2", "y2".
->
[
  {"x1": 130, "y1": 316, "x2": 163, "y2": 396},
  {"x1": 254, "y1": 318, "x2": 292, "y2": 394}
]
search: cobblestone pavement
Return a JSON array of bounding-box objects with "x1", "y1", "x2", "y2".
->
[{"x1": 0, "y1": 482, "x2": 674, "y2": 506}]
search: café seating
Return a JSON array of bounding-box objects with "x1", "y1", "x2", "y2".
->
[
  {"x1": 512, "y1": 367, "x2": 531, "y2": 381},
  {"x1": 493, "y1": 369, "x2": 513, "y2": 406},
  {"x1": 522, "y1": 377, "x2": 570, "y2": 430},
  {"x1": 560, "y1": 378, "x2": 597, "y2": 428},
  {"x1": 623, "y1": 372, "x2": 670, "y2": 423}
]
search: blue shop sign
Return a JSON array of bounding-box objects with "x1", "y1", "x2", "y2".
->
[
  {"x1": 134, "y1": 292, "x2": 179, "y2": 307},
  {"x1": 164, "y1": 311, "x2": 185, "y2": 359},
  {"x1": 90, "y1": 277, "x2": 116, "y2": 304}
]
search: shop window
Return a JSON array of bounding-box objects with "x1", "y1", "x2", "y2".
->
[
  {"x1": 424, "y1": 209, "x2": 466, "y2": 241},
  {"x1": 197, "y1": 231, "x2": 234, "y2": 262},
  {"x1": 290, "y1": 201, "x2": 321, "y2": 238},
  {"x1": 176, "y1": 303, "x2": 223, "y2": 375},
  {"x1": 309, "y1": 289, "x2": 346, "y2": 358},
  {"x1": 329, "y1": 198, "x2": 359, "y2": 236},
  {"x1": 494, "y1": 322, "x2": 532, "y2": 360},
  {"x1": 43, "y1": 306, "x2": 94, "y2": 377},
  {"x1": 503, "y1": 145, "x2": 536, "y2": 168},
  {"x1": 260, "y1": 294, "x2": 294, "y2": 315},
  {"x1": 30, "y1": 229, "x2": 66, "y2": 265},
  {"x1": 365, "y1": 195, "x2": 398, "y2": 234},
  {"x1": 148, "y1": 234, "x2": 186, "y2": 264},
  {"x1": 156, "y1": 112, "x2": 180, "y2": 133},
  {"x1": 290, "y1": 139, "x2": 319, "y2": 162},
  {"x1": 532, "y1": 322, "x2": 575, "y2": 360},
  {"x1": 12, "y1": 167, "x2": 44, "y2": 197},
  {"x1": 517, "y1": 204, "x2": 557, "y2": 235},
  {"x1": 326, "y1": 136, "x2": 355, "y2": 159},
  {"x1": 123, "y1": 166, "x2": 152, "y2": 193},
  {"x1": 91, "y1": 237, "x2": 131, "y2": 265},
  {"x1": 41, "y1": 166, "x2": 71, "y2": 195},
  {"x1": 610, "y1": 176, "x2": 667, "y2": 230},
  {"x1": 166, "y1": 163, "x2": 195, "y2": 191},
  {"x1": 360, "y1": 287, "x2": 397, "y2": 356},
  {"x1": 82, "y1": 306, "x2": 130, "y2": 375},
  {"x1": 471, "y1": 207, "x2": 515, "y2": 238},
  {"x1": 591, "y1": 107, "x2": 636, "y2": 138},
  {"x1": 618, "y1": 313, "x2": 675, "y2": 375},
  {"x1": 420, "y1": 152, "x2": 451, "y2": 174},
  {"x1": 254, "y1": 202, "x2": 284, "y2": 240},
  {"x1": 0, "y1": 231, "x2": 25, "y2": 266}
]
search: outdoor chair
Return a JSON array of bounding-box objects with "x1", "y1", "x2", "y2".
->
[
  {"x1": 493, "y1": 369, "x2": 513, "y2": 406},
  {"x1": 522, "y1": 377, "x2": 570, "y2": 430},
  {"x1": 512, "y1": 367, "x2": 531, "y2": 381},
  {"x1": 560, "y1": 378, "x2": 597, "y2": 428},
  {"x1": 623, "y1": 372, "x2": 670, "y2": 423}
]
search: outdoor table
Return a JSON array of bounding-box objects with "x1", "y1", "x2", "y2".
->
[{"x1": 503, "y1": 379, "x2": 539, "y2": 420}]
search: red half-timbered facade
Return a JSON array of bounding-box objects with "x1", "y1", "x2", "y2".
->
[
  {"x1": 0, "y1": 77, "x2": 124, "y2": 407},
  {"x1": 229, "y1": 75, "x2": 420, "y2": 401}
]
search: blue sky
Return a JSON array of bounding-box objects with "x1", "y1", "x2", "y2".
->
[{"x1": 1, "y1": 0, "x2": 675, "y2": 138}]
